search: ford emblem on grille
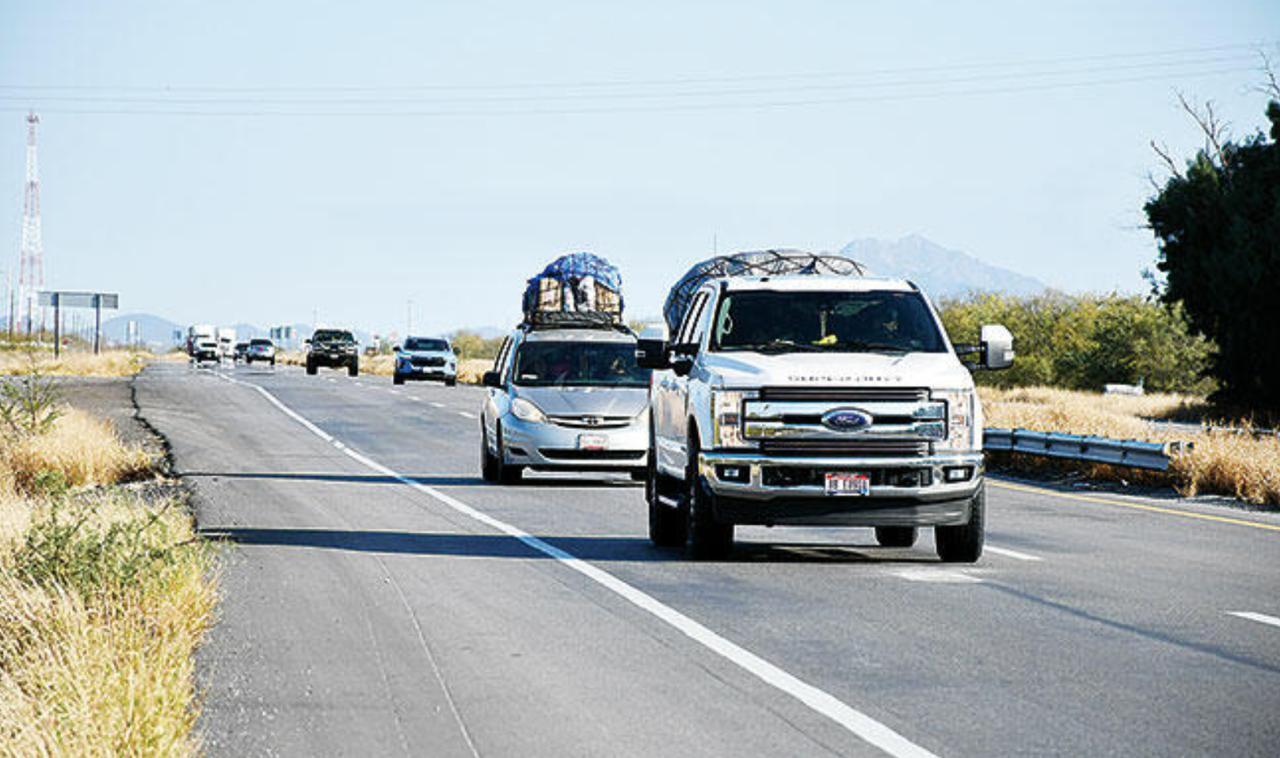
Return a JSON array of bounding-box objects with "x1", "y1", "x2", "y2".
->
[{"x1": 821, "y1": 408, "x2": 873, "y2": 432}]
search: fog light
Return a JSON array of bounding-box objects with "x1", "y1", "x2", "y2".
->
[
  {"x1": 716, "y1": 465, "x2": 750, "y2": 483},
  {"x1": 944, "y1": 466, "x2": 973, "y2": 482}
]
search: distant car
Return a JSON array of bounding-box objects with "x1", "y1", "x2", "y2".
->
[
  {"x1": 233, "y1": 341, "x2": 250, "y2": 362},
  {"x1": 306, "y1": 329, "x2": 359, "y2": 376},
  {"x1": 192, "y1": 338, "x2": 219, "y2": 364},
  {"x1": 245, "y1": 338, "x2": 277, "y2": 366},
  {"x1": 393, "y1": 337, "x2": 457, "y2": 386}
]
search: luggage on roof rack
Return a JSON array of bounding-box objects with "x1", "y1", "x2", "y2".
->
[
  {"x1": 523, "y1": 252, "x2": 624, "y2": 327},
  {"x1": 662, "y1": 249, "x2": 867, "y2": 331}
]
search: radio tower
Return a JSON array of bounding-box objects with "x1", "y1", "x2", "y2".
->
[{"x1": 18, "y1": 111, "x2": 43, "y2": 336}]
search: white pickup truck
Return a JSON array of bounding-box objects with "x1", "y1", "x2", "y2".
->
[{"x1": 637, "y1": 259, "x2": 1012, "y2": 561}]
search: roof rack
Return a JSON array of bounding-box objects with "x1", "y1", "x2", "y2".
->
[{"x1": 662, "y1": 249, "x2": 867, "y2": 331}]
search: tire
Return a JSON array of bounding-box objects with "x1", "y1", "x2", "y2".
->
[
  {"x1": 647, "y1": 430, "x2": 687, "y2": 547},
  {"x1": 306, "y1": 360, "x2": 317, "y2": 376},
  {"x1": 348, "y1": 361, "x2": 359, "y2": 377},
  {"x1": 393, "y1": 373, "x2": 405, "y2": 385},
  {"x1": 875, "y1": 526, "x2": 918, "y2": 548},
  {"x1": 480, "y1": 425, "x2": 499, "y2": 483},
  {"x1": 495, "y1": 424, "x2": 523, "y2": 485},
  {"x1": 445, "y1": 377, "x2": 457, "y2": 387},
  {"x1": 270, "y1": 358, "x2": 276, "y2": 367},
  {"x1": 685, "y1": 433, "x2": 733, "y2": 560},
  {"x1": 936, "y1": 484, "x2": 985, "y2": 563}
]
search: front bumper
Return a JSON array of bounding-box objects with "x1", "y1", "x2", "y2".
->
[
  {"x1": 396, "y1": 362, "x2": 457, "y2": 380},
  {"x1": 501, "y1": 413, "x2": 648, "y2": 470},
  {"x1": 698, "y1": 450, "x2": 984, "y2": 527}
]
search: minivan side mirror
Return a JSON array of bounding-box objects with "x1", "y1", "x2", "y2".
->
[
  {"x1": 979, "y1": 324, "x2": 1014, "y2": 370},
  {"x1": 482, "y1": 370, "x2": 503, "y2": 389},
  {"x1": 635, "y1": 323, "x2": 671, "y2": 370}
]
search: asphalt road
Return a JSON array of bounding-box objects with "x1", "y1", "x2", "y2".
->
[{"x1": 135, "y1": 361, "x2": 1280, "y2": 757}]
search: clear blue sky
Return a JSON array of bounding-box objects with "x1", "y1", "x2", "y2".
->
[{"x1": 1, "y1": 1, "x2": 1277, "y2": 336}]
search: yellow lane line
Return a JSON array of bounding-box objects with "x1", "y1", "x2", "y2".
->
[{"x1": 990, "y1": 480, "x2": 1280, "y2": 533}]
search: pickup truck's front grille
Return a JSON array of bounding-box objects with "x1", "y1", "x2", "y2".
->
[
  {"x1": 760, "y1": 439, "x2": 930, "y2": 457},
  {"x1": 762, "y1": 466, "x2": 933, "y2": 488},
  {"x1": 760, "y1": 386, "x2": 930, "y2": 403}
]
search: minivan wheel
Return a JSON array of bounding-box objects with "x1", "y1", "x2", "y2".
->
[
  {"x1": 445, "y1": 377, "x2": 457, "y2": 387},
  {"x1": 875, "y1": 526, "x2": 918, "y2": 548},
  {"x1": 936, "y1": 484, "x2": 985, "y2": 563},
  {"x1": 685, "y1": 435, "x2": 732, "y2": 560},
  {"x1": 480, "y1": 425, "x2": 499, "y2": 483},
  {"x1": 495, "y1": 425, "x2": 523, "y2": 485}
]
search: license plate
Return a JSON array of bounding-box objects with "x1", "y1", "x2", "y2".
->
[
  {"x1": 825, "y1": 472, "x2": 870, "y2": 496},
  {"x1": 577, "y1": 433, "x2": 609, "y2": 451}
]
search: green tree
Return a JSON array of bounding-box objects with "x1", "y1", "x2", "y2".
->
[{"x1": 1144, "y1": 86, "x2": 1280, "y2": 409}]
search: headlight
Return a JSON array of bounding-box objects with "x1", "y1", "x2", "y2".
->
[
  {"x1": 511, "y1": 397, "x2": 547, "y2": 424},
  {"x1": 933, "y1": 388, "x2": 977, "y2": 451},
  {"x1": 712, "y1": 390, "x2": 753, "y2": 448}
]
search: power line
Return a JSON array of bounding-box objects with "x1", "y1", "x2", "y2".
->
[
  {"x1": 0, "y1": 64, "x2": 1256, "y2": 118},
  {"x1": 0, "y1": 54, "x2": 1257, "y2": 107},
  {"x1": 0, "y1": 41, "x2": 1270, "y2": 95}
]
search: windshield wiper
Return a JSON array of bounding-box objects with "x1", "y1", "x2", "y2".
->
[
  {"x1": 844, "y1": 341, "x2": 909, "y2": 353},
  {"x1": 747, "y1": 339, "x2": 825, "y2": 354}
]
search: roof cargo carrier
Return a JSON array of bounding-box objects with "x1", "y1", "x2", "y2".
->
[
  {"x1": 522, "y1": 252, "x2": 626, "y2": 329},
  {"x1": 662, "y1": 249, "x2": 867, "y2": 331}
]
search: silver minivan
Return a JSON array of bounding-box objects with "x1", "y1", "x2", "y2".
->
[{"x1": 480, "y1": 325, "x2": 651, "y2": 484}]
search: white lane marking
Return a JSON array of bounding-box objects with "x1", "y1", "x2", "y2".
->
[
  {"x1": 328, "y1": 378, "x2": 336, "y2": 383},
  {"x1": 430, "y1": 401, "x2": 445, "y2": 408},
  {"x1": 894, "y1": 567, "x2": 982, "y2": 584},
  {"x1": 1227, "y1": 611, "x2": 1280, "y2": 629},
  {"x1": 407, "y1": 396, "x2": 422, "y2": 402},
  {"x1": 213, "y1": 373, "x2": 936, "y2": 758},
  {"x1": 458, "y1": 411, "x2": 476, "y2": 419},
  {"x1": 984, "y1": 545, "x2": 1042, "y2": 562},
  {"x1": 389, "y1": 389, "x2": 401, "y2": 395}
]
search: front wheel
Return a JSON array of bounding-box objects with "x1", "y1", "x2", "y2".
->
[
  {"x1": 685, "y1": 435, "x2": 733, "y2": 559},
  {"x1": 393, "y1": 373, "x2": 405, "y2": 385},
  {"x1": 348, "y1": 361, "x2": 359, "y2": 377},
  {"x1": 875, "y1": 526, "x2": 918, "y2": 548},
  {"x1": 495, "y1": 424, "x2": 523, "y2": 485},
  {"x1": 480, "y1": 425, "x2": 499, "y2": 483},
  {"x1": 647, "y1": 450, "x2": 687, "y2": 547},
  {"x1": 445, "y1": 377, "x2": 457, "y2": 387},
  {"x1": 936, "y1": 484, "x2": 985, "y2": 563},
  {"x1": 306, "y1": 360, "x2": 317, "y2": 376}
]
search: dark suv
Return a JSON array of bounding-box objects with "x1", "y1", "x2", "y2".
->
[{"x1": 306, "y1": 329, "x2": 359, "y2": 376}]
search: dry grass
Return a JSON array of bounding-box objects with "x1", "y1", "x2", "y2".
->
[
  {"x1": 0, "y1": 409, "x2": 215, "y2": 756},
  {"x1": 0, "y1": 350, "x2": 150, "y2": 378},
  {"x1": 1, "y1": 408, "x2": 154, "y2": 495},
  {"x1": 981, "y1": 386, "x2": 1280, "y2": 505}
]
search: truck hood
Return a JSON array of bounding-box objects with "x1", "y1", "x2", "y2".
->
[
  {"x1": 701, "y1": 351, "x2": 973, "y2": 390},
  {"x1": 514, "y1": 386, "x2": 648, "y2": 417}
]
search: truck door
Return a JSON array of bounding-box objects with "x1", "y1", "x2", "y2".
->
[{"x1": 657, "y1": 290, "x2": 710, "y2": 475}]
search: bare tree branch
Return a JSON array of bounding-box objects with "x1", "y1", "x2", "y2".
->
[
  {"x1": 1257, "y1": 50, "x2": 1280, "y2": 100},
  {"x1": 1149, "y1": 140, "x2": 1179, "y2": 177},
  {"x1": 1176, "y1": 91, "x2": 1230, "y2": 168}
]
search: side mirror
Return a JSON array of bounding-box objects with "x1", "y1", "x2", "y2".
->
[
  {"x1": 670, "y1": 352, "x2": 694, "y2": 377},
  {"x1": 635, "y1": 323, "x2": 671, "y2": 370},
  {"x1": 482, "y1": 370, "x2": 503, "y2": 389},
  {"x1": 980, "y1": 324, "x2": 1014, "y2": 370}
]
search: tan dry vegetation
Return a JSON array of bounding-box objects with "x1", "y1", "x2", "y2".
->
[
  {"x1": 0, "y1": 409, "x2": 215, "y2": 756},
  {"x1": 980, "y1": 387, "x2": 1280, "y2": 505},
  {"x1": 0, "y1": 350, "x2": 149, "y2": 378}
]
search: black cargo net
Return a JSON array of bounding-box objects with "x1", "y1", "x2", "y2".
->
[{"x1": 662, "y1": 250, "x2": 867, "y2": 332}]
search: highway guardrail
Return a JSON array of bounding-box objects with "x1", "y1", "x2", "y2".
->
[{"x1": 983, "y1": 428, "x2": 1191, "y2": 472}]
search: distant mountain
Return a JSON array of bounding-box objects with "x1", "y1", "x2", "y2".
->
[
  {"x1": 838, "y1": 235, "x2": 1046, "y2": 299},
  {"x1": 101, "y1": 313, "x2": 183, "y2": 347}
]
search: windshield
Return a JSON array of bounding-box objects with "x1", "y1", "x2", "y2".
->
[
  {"x1": 250, "y1": 339, "x2": 272, "y2": 346},
  {"x1": 712, "y1": 290, "x2": 947, "y2": 354},
  {"x1": 312, "y1": 330, "x2": 353, "y2": 343},
  {"x1": 404, "y1": 338, "x2": 449, "y2": 352},
  {"x1": 513, "y1": 341, "x2": 650, "y2": 387}
]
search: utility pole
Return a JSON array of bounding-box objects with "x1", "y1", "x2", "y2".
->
[{"x1": 18, "y1": 112, "x2": 43, "y2": 338}]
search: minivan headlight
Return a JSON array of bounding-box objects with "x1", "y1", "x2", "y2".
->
[
  {"x1": 511, "y1": 397, "x2": 547, "y2": 424},
  {"x1": 712, "y1": 390, "x2": 754, "y2": 449},
  {"x1": 933, "y1": 388, "x2": 977, "y2": 451}
]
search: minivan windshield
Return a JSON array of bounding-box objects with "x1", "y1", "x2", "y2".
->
[
  {"x1": 513, "y1": 341, "x2": 650, "y2": 387},
  {"x1": 712, "y1": 290, "x2": 947, "y2": 354},
  {"x1": 404, "y1": 338, "x2": 449, "y2": 352}
]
